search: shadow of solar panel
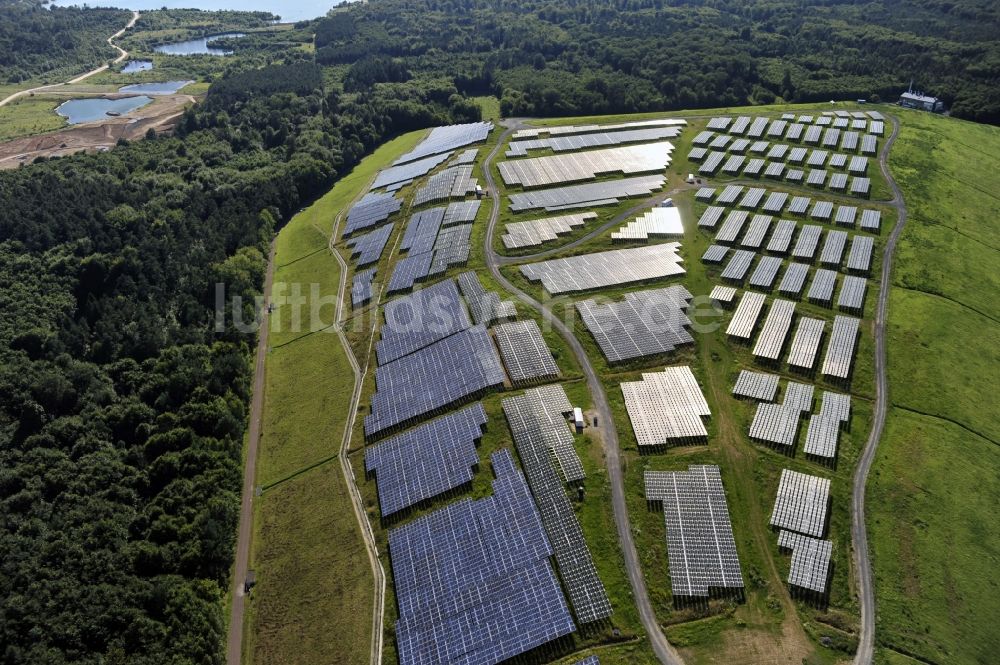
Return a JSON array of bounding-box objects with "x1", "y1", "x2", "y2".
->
[
  {"x1": 347, "y1": 222, "x2": 394, "y2": 267},
  {"x1": 644, "y1": 465, "x2": 745, "y2": 598},
  {"x1": 377, "y1": 279, "x2": 471, "y2": 365},
  {"x1": 351, "y1": 268, "x2": 377, "y2": 309},
  {"x1": 344, "y1": 192, "x2": 402, "y2": 236},
  {"x1": 365, "y1": 325, "x2": 505, "y2": 439},
  {"x1": 365, "y1": 404, "x2": 487, "y2": 516},
  {"x1": 502, "y1": 393, "x2": 612, "y2": 623},
  {"x1": 390, "y1": 448, "x2": 576, "y2": 665},
  {"x1": 576, "y1": 285, "x2": 694, "y2": 362},
  {"x1": 493, "y1": 320, "x2": 560, "y2": 385},
  {"x1": 393, "y1": 122, "x2": 493, "y2": 165},
  {"x1": 507, "y1": 174, "x2": 665, "y2": 212},
  {"x1": 520, "y1": 243, "x2": 685, "y2": 294}
]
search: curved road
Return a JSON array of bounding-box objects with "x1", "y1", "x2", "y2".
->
[
  {"x1": 0, "y1": 11, "x2": 139, "y2": 108},
  {"x1": 482, "y1": 122, "x2": 685, "y2": 665},
  {"x1": 851, "y1": 113, "x2": 907, "y2": 665}
]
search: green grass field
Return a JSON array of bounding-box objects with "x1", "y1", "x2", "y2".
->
[
  {"x1": 243, "y1": 131, "x2": 427, "y2": 665},
  {"x1": 868, "y1": 109, "x2": 1000, "y2": 665},
  {"x1": 0, "y1": 96, "x2": 66, "y2": 141}
]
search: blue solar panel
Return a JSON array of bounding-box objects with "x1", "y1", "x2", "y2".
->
[
  {"x1": 392, "y1": 122, "x2": 493, "y2": 166},
  {"x1": 390, "y1": 449, "x2": 575, "y2": 665},
  {"x1": 351, "y1": 268, "x2": 377, "y2": 308},
  {"x1": 347, "y1": 222, "x2": 394, "y2": 267},
  {"x1": 388, "y1": 214, "x2": 474, "y2": 294},
  {"x1": 344, "y1": 192, "x2": 401, "y2": 235},
  {"x1": 364, "y1": 404, "x2": 487, "y2": 516},
  {"x1": 387, "y1": 253, "x2": 434, "y2": 294},
  {"x1": 377, "y1": 279, "x2": 472, "y2": 365},
  {"x1": 401, "y1": 208, "x2": 445, "y2": 255},
  {"x1": 365, "y1": 325, "x2": 506, "y2": 439}
]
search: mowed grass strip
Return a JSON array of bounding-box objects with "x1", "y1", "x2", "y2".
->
[
  {"x1": 246, "y1": 130, "x2": 426, "y2": 665},
  {"x1": 868, "y1": 409, "x2": 1000, "y2": 665},
  {"x1": 246, "y1": 463, "x2": 371, "y2": 665}
]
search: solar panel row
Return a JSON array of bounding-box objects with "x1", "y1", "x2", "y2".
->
[
  {"x1": 508, "y1": 175, "x2": 666, "y2": 212},
  {"x1": 623, "y1": 367, "x2": 711, "y2": 446},
  {"x1": 493, "y1": 319, "x2": 561, "y2": 385},
  {"x1": 499, "y1": 142, "x2": 673, "y2": 189},
  {"x1": 521, "y1": 243, "x2": 685, "y2": 294},
  {"x1": 502, "y1": 212, "x2": 595, "y2": 249},
  {"x1": 456, "y1": 271, "x2": 518, "y2": 326},
  {"x1": 576, "y1": 285, "x2": 694, "y2": 362}
]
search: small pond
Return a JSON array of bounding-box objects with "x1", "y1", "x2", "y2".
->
[
  {"x1": 153, "y1": 33, "x2": 246, "y2": 56},
  {"x1": 121, "y1": 60, "x2": 154, "y2": 73},
  {"x1": 56, "y1": 96, "x2": 153, "y2": 124}
]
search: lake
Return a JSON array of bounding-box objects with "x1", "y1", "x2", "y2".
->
[
  {"x1": 154, "y1": 33, "x2": 245, "y2": 56},
  {"x1": 56, "y1": 96, "x2": 154, "y2": 125},
  {"x1": 49, "y1": 0, "x2": 343, "y2": 23},
  {"x1": 121, "y1": 60, "x2": 154, "y2": 73},
  {"x1": 119, "y1": 81, "x2": 194, "y2": 95}
]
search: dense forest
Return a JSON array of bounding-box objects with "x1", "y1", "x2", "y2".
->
[
  {"x1": 0, "y1": 1, "x2": 129, "y2": 84},
  {"x1": 316, "y1": 0, "x2": 1000, "y2": 124}
]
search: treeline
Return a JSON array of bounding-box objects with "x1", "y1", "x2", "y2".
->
[
  {"x1": 0, "y1": 57, "x2": 475, "y2": 663},
  {"x1": 314, "y1": 0, "x2": 1000, "y2": 124},
  {"x1": 0, "y1": 3, "x2": 130, "y2": 83}
]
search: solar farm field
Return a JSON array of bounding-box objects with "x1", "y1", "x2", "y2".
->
[{"x1": 246, "y1": 102, "x2": 997, "y2": 665}]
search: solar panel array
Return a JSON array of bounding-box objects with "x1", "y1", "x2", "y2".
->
[
  {"x1": 505, "y1": 125, "x2": 681, "y2": 157},
  {"x1": 502, "y1": 212, "x2": 596, "y2": 249},
  {"x1": 390, "y1": 448, "x2": 576, "y2": 665},
  {"x1": 645, "y1": 465, "x2": 745, "y2": 598},
  {"x1": 807, "y1": 269, "x2": 837, "y2": 305},
  {"x1": 695, "y1": 187, "x2": 716, "y2": 201},
  {"x1": 388, "y1": 211, "x2": 474, "y2": 293},
  {"x1": 352, "y1": 268, "x2": 377, "y2": 308},
  {"x1": 749, "y1": 255, "x2": 783, "y2": 289},
  {"x1": 767, "y1": 219, "x2": 797, "y2": 254},
  {"x1": 838, "y1": 275, "x2": 868, "y2": 311},
  {"x1": 520, "y1": 243, "x2": 685, "y2": 294},
  {"x1": 611, "y1": 206, "x2": 684, "y2": 242},
  {"x1": 769, "y1": 469, "x2": 830, "y2": 537},
  {"x1": 508, "y1": 175, "x2": 666, "y2": 212},
  {"x1": 859, "y1": 209, "x2": 881, "y2": 232},
  {"x1": 846, "y1": 235, "x2": 874, "y2": 273},
  {"x1": 393, "y1": 122, "x2": 493, "y2": 165},
  {"x1": 763, "y1": 192, "x2": 788, "y2": 213},
  {"x1": 778, "y1": 530, "x2": 833, "y2": 593},
  {"x1": 413, "y1": 165, "x2": 478, "y2": 206},
  {"x1": 498, "y1": 142, "x2": 673, "y2": 189},
  {"x1": 721, "y1": 249, "x2": 756, "y2": 281},
  {"x1": 753, "y1": 299, "x2": 796, "y2": 360},
  {"x1": 804, "y1": 391, "x2": 851, "y2": 459},
  {"x1": 716, "y1": 210, "x2": 748, "y2": 243},
  {"x1": 365, "y1": 325, "x2": 506, "y2": 439},
  {"x1": 792, "y1": 225, "x2": 823, "y2": 260},
  {"x1": 365, "y1": 404, "x2": 488, "y2": 516},
  {"x1": 787, "y1": 317, "x2": 825, "y2": 369},
  {"x1": 503, "y1": 384, "x2": 584, "y2": 483},
  {"x1": 819, "y1": 230, "x2": 847, "y2": 266},
  {"x1": 698, "y1": 151, "x2": 725, "y2": 174},
  {"x1": 513, "y1": 118, "x2": 684, "y2": 140},
  {"x1": 710, "y1": 285, "x2": 737, "y2": 304},
  {"x1": 732, "y1": 370, "x2": 780, "y2": 401},
  {"x1": 451, "y1": 147, "x2": 479, "y2": 165},
  {"x1": 347, "y1": 222, "x2": 394, "y2": 267},
  {"x1": 493, "y1": 320, "x2": 561, "y2": 385},
  {"x1": 835, "y1": 205, "x2": 857, "y2": 226},
  {"x1": 373, "y1": 152, "x2": 452, "y2": 191},
  {"x1": 502, "y1": 392, "x2": 613, "y2": 622},
  {"x1": 717, "y1": 185, "x2": 743, "y2": 205},
  {"x1": 778, "y1": 262, "x2": 810, "y2": 296},
  {"x1": 344, "y1": 192, "x2": 402, "y2": 235},
  {"x1": 377, "y1": 279, "x2": 472, "y2": 365},
  {"x1": 745, "y1": 217, "x2": 776, "y2": 247},
  {"x1": 456, "y1": 271, "x2": 517, "y2": 326},
  {"x1": 623, "y1": 367, "x2": 711, "y2": 446},
  {"x1": 748, "y1": 381, "x2": 814, "y2": 448},
  {"x1": 697, "y1": 206, "x2": 725, "y2": 229},
  {"x1": 822, "y1": 315, "x2": 860, "y2": 379},
  {"x1": 576, "y1": 285, "x2": 693, "y2": 362},
  {"x1": 702, "y1": 244, "x2": 729, "y2": 263},
  {"x1": 851, "y1": 177, "x2": 871, "y2": 196},
  {"x1": 726, "y1": 291, "x2": 767, "y2": 339}
]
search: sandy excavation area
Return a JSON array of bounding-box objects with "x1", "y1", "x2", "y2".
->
[{"x1": 0, "y1": 93, "x2": 195, "y2": 169}]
